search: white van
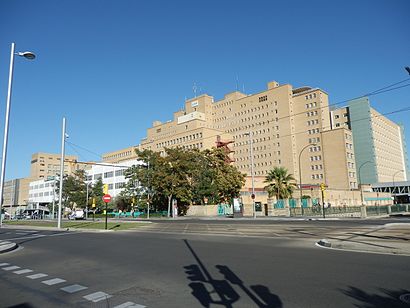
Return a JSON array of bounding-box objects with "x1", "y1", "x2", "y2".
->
[{"x1": 68, "y1": 209, "x2": 85, "y2": 220}]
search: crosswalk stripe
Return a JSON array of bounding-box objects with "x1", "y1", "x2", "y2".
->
[
  {"x1": 13, "y1": 269, "x2": 33, "y2": 275},
  {"x1": 42, "y1": 278, "x2": 66, "y2": 285},
  {"x1": 26, "y1": 273, "x2": 48, "y2": 279},
  {"x1": 113, "y1": 302, "x2": 146, "y2": 308},
  {"x1": 0, "y1": 263, "x2": 10, "y2": 267},
  {"x1": 61, "y1": 284, "x2": 88, "y2": 293},
  {"x1": 2, "y1": 266, "x2": 20, "y2": 271},
  {"x1": 83, "y1": 291, "x2": 112, "y2": 303}
]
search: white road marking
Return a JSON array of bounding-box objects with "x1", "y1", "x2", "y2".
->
[
  {"x1": 3, "y1": 266, "x2": 20, "y2": 271},
  {"x1": 114, "y1": 302, "x2": 146, "y2": 308},
  {"x1": 83, "y1": 291, "x2": 112, "y2": 302},
  {"x1": 42, "y1": 278, "x2": 66, "y2": 285},
  {"x1": 27, "y1": 273, "x2": 48, "y2": 279},
  {"x1": 13, "y1": 269, "x2": 33, "y2": 275},
  {"x1": 61, "y1": 284, "x2": 88, "y2": 293},
  {"x1": 0, "y1": 263, "x2": 10, "y2": 267}
]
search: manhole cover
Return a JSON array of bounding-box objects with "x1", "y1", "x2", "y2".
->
[{"x1": 399, "y1": 293, "x2": 410, "y2": 304}]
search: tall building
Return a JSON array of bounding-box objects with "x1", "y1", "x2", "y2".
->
[
  {"x1": 102, "y1": 146, "x2": 139, "y2": 164},
  {"x1": 345, "y1": 97, "x2": 408, "y2": 184},
  {"x1": 139, "y1": 81, "x2": 357, "y2": 190},
  {"x1": 30, "y1": 152, "x2": 79, "y2": 180}
]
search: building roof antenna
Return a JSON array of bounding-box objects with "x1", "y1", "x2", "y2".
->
[{"x1": 193, "y1": 82, "x2": 197, "y2": 98}]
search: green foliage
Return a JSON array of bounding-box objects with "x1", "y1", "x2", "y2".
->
[
  {"x1": 264, "y1": 167, "x2": 297, "y2": 199},
  {"x1": 122, "y1": 147, "x2": 245, "y2": 215},
  {"x1": 90, "y1": 178, "x2": 104, "y2": 207},
  {"x1": 55, "y1": 169, "x2": 87, "y2": 210}
]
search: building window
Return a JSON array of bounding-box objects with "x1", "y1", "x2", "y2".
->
[
  {"x1": 94, "y1": 174, "x2": 102, "y2": 180},
  {"x1": 104, "y1": 171, "x2": 114, "y2": 178}
]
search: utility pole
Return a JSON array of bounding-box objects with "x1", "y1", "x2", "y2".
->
[{"x1": 57, "y1": 117, "x2": 66, "y2": 229}]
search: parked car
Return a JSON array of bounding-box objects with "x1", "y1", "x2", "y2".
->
[{"x1": 68, "y1": 210, "x2": 85, "y2": 220}]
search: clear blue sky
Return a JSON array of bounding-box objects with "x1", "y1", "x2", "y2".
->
[{"x1": 0, "y1": 0, "x2": 409, "y2": 180}]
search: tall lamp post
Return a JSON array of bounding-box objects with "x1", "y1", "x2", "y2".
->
[
  {"x1": 358, "y1": 161, "x2": 372, "y2": 206},
  {"x1": 392, "y1": 170, "x2": 404, "y2": 204},
  {"x1": 0, "y1": 43, "x2": 35, "y2": 228},
  {"x1": 244, "y1": 132, "x2": 256, "y2": 219},
  {"x1": 85, "y1": 181, "x2": 92, "y2": 220},
  {"x1": 298, "y1": 143, "x2": 317, "y2": 215},
  {"x1": 57, "y1": 117, "x2": 67, "y2": 229}
]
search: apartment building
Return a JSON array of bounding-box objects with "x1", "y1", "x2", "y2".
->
[{"x1": 140, "y1": 81, "x2": 357, "y2": 191}]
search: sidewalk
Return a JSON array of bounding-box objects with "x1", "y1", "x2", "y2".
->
[
  {"x1": 317, "y1": 223, "x2": 410, "y2": 256},
  {"x1": 0, "y1": 240, "x2": 18, "y2": 254}
]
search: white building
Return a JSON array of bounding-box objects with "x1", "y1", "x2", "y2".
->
[
  {"x1": 85, "y1": 159, "x2": 142, "y2": 197},
  {"x1": 27, "y1": 159, "x2": 141, "y2": 206},
  {"x1": 28, "y1": 178, "x2": 56, "y2": 204}
]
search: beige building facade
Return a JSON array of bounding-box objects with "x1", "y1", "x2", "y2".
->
[
  {"x1": 139, "y1": 81, "x2": 357, "y2": 192},
  {"x1": 30, "y1": 152, "x2": 79, "y2": 180}
]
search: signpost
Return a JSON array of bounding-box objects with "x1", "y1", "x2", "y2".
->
[{"x1": 103, "y1": 194, "x2": 111, "y2": 230}]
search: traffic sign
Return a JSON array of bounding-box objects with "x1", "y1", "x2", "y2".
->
[{"x1": 103, "y1": 194, "x2": 111, "y2": 203}]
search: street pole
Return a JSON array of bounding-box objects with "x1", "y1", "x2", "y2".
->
[
  {"x1": 298, "y1": 143, "x2": 316, "y2": 216},
  {"x1": 85, "y1": 182, "x2": 91, "y2": 220},
  {"x1": 147, "y1": 162, "x2": 150, "y2": 219},
  {"x1": 0, "y1": 43, "x2": 35, "y2": 227},
  {"x1": 52, "y1": 179, "x2": 56, "y2": 219},
  {"x1": 57, "y1": 117, "x2": 66, "y2": 229}
]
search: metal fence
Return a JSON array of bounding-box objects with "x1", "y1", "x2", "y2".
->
[{"x1": 290, "y1": 206, "x2": 362, "y2": 217}]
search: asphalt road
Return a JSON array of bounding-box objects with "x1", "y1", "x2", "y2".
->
[{"x1": 0, "y1": 222, "x2": 409, "y2": 308}]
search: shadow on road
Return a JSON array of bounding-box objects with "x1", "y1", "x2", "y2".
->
[
  {"x1": 342, "y1": 286, "x2": 410, "y2": 308},
  {"x1": 183, "y1": 239, "x2": 282, "y2": 308}
]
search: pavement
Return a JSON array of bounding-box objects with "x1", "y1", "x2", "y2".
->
[
  {"x1": 316, "y1": 222, "x2": 410, "y2": 256},
  {"x1": 1, "y1": 218, "x2": 409, "y2": 256},
  {"x1": 0, "y1": 240, "x2": 18, "y2": 253}
]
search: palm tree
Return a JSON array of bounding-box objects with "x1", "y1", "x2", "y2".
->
[{"x1": 264, "y1": 167, "x2": 297, "y2": 200}]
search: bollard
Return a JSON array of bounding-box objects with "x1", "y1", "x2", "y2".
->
[{"x1": 360, "y1": 206, "x2": 367, "y2": 218}]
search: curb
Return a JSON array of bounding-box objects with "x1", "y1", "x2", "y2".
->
[{"x1": 0, "y1": 241, "x2": 18, "y2": 254}]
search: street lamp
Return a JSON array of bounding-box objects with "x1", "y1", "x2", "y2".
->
[
  {"x1": 0, "y1": 43, "x2": 35, "y2": 228},
  {"x1": 298, "y1": 143, "x2": 317, "y2": 215},
  {"x1": 358, "y1": 161, "x2": 372, "y2": 205},
  {"x1": 85, "y1": 181, "x2": 92, "y2": 219},
  {"x1": 244, "y1": 132, "x2": 256, "y2": 219},
  {"x1": 392, "y1": 170, "x2": 404, "y2": 204}
]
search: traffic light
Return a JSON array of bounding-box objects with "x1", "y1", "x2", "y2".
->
[
  {"x1": 103, "y1": 184, "x2": 109, "y2": 194},
  {"x1": 184, "y1": 265, "x2": 205, "y2": 282},
  {"x1": 320, "y1": 183, "x2": 326, "y2": 191}
]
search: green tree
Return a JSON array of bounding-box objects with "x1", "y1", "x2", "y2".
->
[
  {"x1": 55, "y1": 169, "x2": 87, "y2": 210},
  {"x1": 90, "y1": 178, "x2": 104, "y2": 208},
  {"x1": 264, "y1": 167, "x2": 297, "y2": 199}
]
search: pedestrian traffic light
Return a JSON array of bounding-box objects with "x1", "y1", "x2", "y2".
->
[
  {"x1": 184, "y1": 265, "x2": 205, "y2": 282},
  {"x1": 103, "y1": 184, "x2": 108, "y2": 194}
]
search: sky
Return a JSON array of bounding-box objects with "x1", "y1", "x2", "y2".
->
[{"x1": 0, "y1": 0, "x2": 409, "y2": 180}]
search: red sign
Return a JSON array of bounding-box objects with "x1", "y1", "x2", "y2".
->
[{"x1": 102, "y1": 194, "x2": 112, "y2": 203}]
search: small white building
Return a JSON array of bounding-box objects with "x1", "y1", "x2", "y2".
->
[
  {"x1": 85, "y1": 159, "x2": 142, "y2": 197},
  {"x1": 28, "y1": 178, "x2": 56, "y2": 204}
]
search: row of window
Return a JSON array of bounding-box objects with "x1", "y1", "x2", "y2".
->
[
  {"x1": 157, "y1": 133, "x2": 203, "y2": 148},
  {"x1": 103, "y1": 150, "x2": 133, "y2": 161},
  {"x1": 259, "y1": 95, "x2": 268, "y2": 102},
  {"x1": 309, "y1": 146, "x2": 321, "y2": 152},
  {"x1": 307, "y1": 119, "x2": 319, "y2": 126},
  {"x1": 306, "y1": 111, "x2": 318, "y2": 117},
  {"x1": 348, "y1": 172, "x2": 356, "y2": 178},
  {"x1": 305, "y1": 93, "x2": 317, "y2": 100},
  {"x1": 311, "y1": 165, "x2": 323, "y2": 170},
  {"x1": 347, "y1": 162, "x2": 355, "y2": 169},
  {"x1": 346, "y1": 143, "x2": 353, "y2": 150},
  {"x1": 310, "y1": 155, "x2": 322, "y2": 161},
  {"x1": 309, "y1": 137, "x2": 320, "y2": 143},
  {"x1": 311, "y1": 174, "x2": 323, "y2": 179},
  {"x1": 305, "y1": 102, "x2": 318, "y2": 109},
  {"x1": 308, "y1": 128, "x2": 320, "y2": 134}
]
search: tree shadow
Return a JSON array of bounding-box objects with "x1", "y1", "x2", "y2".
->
[
  {"x1": 183, "y1": 239, "x2": 282, "y2": 308},
  {"x1": 342, "y1": 286, "x2": 410, "y2": 308}
]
